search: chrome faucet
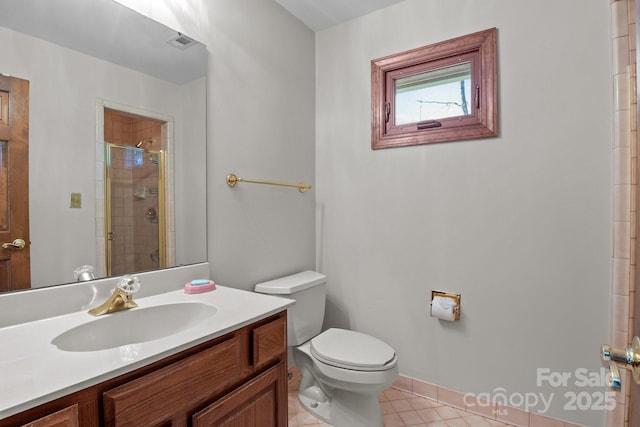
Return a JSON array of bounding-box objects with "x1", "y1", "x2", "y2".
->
[{"x1": 88, "y1": 275, "x2": 141, "y2": 316}]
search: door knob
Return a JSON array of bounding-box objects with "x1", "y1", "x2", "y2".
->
[
  {"x1": 1, "y1": 238, "x2": 25, "y2": 250},
  {"x1": 601, "y1": 336, "x2": 640, "y2": 391}
]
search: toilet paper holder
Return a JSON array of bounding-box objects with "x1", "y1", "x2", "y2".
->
[{"x1": 430, "y1": 290, "x2": 461, "y2": 321}]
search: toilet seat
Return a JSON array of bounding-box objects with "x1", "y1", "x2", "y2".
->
[{"x1": 310, "y1": 328, "x2": 396, "y2": 371}]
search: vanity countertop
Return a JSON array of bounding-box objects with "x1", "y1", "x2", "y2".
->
[{"x1": 0, "y1": 285, "x2": 293, "y2": 419}]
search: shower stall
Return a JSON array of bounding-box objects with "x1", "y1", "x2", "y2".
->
[{"x1": 103, "y1": 109, "x2": 167, "y2": 276}]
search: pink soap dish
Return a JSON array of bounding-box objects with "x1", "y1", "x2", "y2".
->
[{"x1": 184, "y1": 280, "x2": 216, "y2": 294}]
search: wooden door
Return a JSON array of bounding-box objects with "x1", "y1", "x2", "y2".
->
[{"x1": 0, "y1": 75, "x2": 30, "y2": 292}]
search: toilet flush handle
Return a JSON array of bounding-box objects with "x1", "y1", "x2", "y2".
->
[{"x1": 601, "y1": 336, "x2": 640, "y2": 391}]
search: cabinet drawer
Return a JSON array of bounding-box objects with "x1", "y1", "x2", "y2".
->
[
  {"x1": 252, "y1": 317, "x2": 286, "y2": 370},
  {"x1": 104, "y1": 337, "x2": 240, "y2": 426},
  {"x1": 21, "y1": 404, "x2": 78, "y2": 427}
]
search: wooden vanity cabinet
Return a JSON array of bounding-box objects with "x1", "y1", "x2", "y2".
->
[{"x1": 1, "y1": 312, "x2": 287, "y2": 427}]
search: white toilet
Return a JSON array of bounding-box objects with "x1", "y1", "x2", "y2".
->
[{"x1": 255, "y1": 271, "x2": 398, "y2": 427}]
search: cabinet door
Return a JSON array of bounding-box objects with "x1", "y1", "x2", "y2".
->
[
  {"x1": 192, "y1": 361, "x2": 287, "y2": 427},
  {"x1": 104, "y1": 337, "x2": 240, "y2": 426},
  {"x1": 21, "y1": 405, "x2": 78, "y2": 427},
  {"x1": 252, "y1": 317, "x2": 286, "y2": 370}
]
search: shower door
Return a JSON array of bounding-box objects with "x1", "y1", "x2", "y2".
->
[{"x1": 105, "y1": 143, "x2": 166, "y2": 276}]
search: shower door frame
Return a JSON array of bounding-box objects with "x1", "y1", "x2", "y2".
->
[
  {"x1": 95, "y1": 99, "x2": 176, "y2": 279},
  {"x1": 104, "y1": 143, "x2": 167, "y2": 277}
]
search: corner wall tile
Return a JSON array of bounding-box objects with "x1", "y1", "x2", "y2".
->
[
  {"x1": 392, "y1": 375, "x2": 412, "y2": 392},
  {"x1": 412, "y1": 378, "x2": 438, "y2": 401},
  {"x1": 613, "y1": 257, "x2": 631, "y2": 295},
  {"x1": 616, "y1": 109, "x2": 631, "y2": 148},
  {"x1": 529, "y1": 412, "x2": 565, "y2": 427},
  {"x1": 464, "y1": 395, "x2": 497, "y2": 419},
  {"x1": 614, "y1": 185, "x2": 632, "y2": 222},
  {"x1": 614, "y1": 221, "x2": 632, "y2": 259},
  {"x1": 606, "y1": 401, "x2": 626, "y2": 427},
  {"x1": 612, "y1": 293, "x2": 630, "y2": 333},
  {"x1": 615, "y1": 72, "x2": 632, "y2": 111},
  {"x1": 613, "y1": 329, "x2": 630, "y2": 348},
  {"x1": 437, "y1": 386, "x2": 466, "y2": 410},
  {"x1": 610, "y1": 1, "x2": 636, "y2": 425},
  {"x1": 495, "y1": 404, "x2": 529, "y2": 427},
  {"x1": 614, "y1": 147, "x2": 631, "y2": 185},
  {"x1": 614, "y1": 36, "x2": 631, "y2": 75},
  {"x1": 612, "y1": 0, "x2": 630, "y2": 39}
]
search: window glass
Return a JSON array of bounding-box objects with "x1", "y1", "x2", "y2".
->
[{"x1": 395, "y1": 62, "x2": 472, "y2": 124}]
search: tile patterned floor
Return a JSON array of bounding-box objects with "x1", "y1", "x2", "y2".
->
[{"x1": 287, "y1": 370, "x2": 513, "y2": 427}]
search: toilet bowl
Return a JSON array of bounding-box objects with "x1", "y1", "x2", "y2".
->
[{"x1": 254, "y1": 271, "x2": 398, "y2": 427}]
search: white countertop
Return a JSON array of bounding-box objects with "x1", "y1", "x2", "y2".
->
[{"x1": 0, "y1": 285, "x2": 293, "y2": 419}]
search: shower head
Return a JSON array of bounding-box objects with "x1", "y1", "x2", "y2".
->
[{"x1": 135, "y1": 138, "x2": 153, "y2": 148}]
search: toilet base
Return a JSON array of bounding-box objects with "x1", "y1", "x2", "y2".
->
[{"x1": 298, "y1": 385, "x2": 383, "y2": 427}]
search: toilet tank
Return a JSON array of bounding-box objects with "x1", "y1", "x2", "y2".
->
[{"x1": 254, "y1": 271, "x2": 326, "y2": 346}]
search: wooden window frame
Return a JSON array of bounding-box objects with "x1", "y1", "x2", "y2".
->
[{"x1": 371, "y1": 28, "x2": 498, "y2": 149}]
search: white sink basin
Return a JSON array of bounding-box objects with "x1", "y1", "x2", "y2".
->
[{"x1": 51, "y1": 302, "x2": 217, "y2": 352}]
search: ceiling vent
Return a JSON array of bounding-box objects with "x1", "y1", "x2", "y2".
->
[{"x1": 167, "y1": 33, "x2": 197, "y2": 50}]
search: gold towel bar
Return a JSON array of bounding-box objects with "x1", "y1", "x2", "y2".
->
[{"x1": 226, "y1": 173, "x2": 312, "y2": 193}]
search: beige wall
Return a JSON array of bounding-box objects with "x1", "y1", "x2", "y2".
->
[
  {"x1": 122, "y1": 0, "x2": 615, "y2": 424},
  {"x1": 316, "y1": 1, "x2": 611, "y2": 425}
]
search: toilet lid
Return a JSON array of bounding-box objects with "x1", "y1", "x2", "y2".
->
[{"x1": 310, "y1": 328, "x2": 396, "y2": 371}]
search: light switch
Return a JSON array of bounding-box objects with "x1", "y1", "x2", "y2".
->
[{"x1": 70, "y1": 192, "x2": 81, "y2": 209}]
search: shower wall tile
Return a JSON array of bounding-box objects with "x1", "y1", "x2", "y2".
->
[
  {"x1": 613, "y1": 257, "x2": 631, "y2": 295},
  {"x1": 612, "y1": 293, "x2": 630, "y2": 333},
  {"x1": 614, "y1": 220, "x2": 632, "y2": 259},
  {"x1": 606, "y1": 5, "x2": 634, "y2": 427},
  {"x1": 616, "y1": 109, "x2": 631, "y2": 148},
  {"x1": 614, "y1": 184, "x2": 632, "y2": 222},
  {"x1": 615, "y1": 370, "x2": 630, "y2": 407},
  {"x1": 613, "y1": 35, "x2": 631, "y2": 75},
  {"x1": 614, "y1": 147, "x2": 631, "y2": 185},
  {"x1": 616, "y1": 72, "x2": 632, "y2": 112},
  {"x1": 631, "y1": 285, "x2": 637, "y2": 310},
  {"x1": 612, "y1": 0, "x2": 630, "y2": 39},
  {"x1": 608, "y1": 401, "x2": 626, "y2": 427},
  {"x1": 612, "y1": 329, "x2": 630, "y2": 348}
]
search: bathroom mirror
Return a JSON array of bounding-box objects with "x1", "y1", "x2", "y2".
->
[{"x1": 0, "y1": 0, "x2": 208, "y2": 290}]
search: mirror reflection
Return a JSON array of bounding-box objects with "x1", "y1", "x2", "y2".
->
[{"x1": 0, "y1": 0, "x2": 208, "y2": 291}]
